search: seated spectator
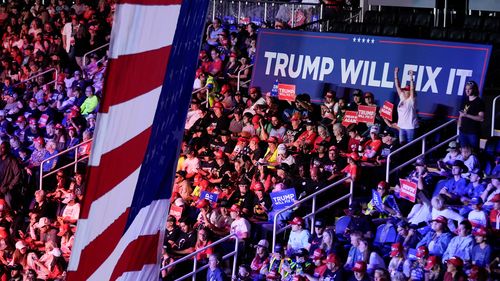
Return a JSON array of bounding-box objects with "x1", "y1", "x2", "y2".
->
[
  {"x1": 345, "y1": 231, "x2": 363, "y2": 270},
  {"x1": 286, "y1": 217, "x2": 310, "y2": 255},
  {"x1": 306, "y1": 248, "x2": 327, "y2": 279},
  {"x1": 431, "y1": 195, "x2": 463, "y2": 231},
  {"x1": 194, "y1": 227, "x2": 212, "y2": 264},
  {"x1": 349, "y1": 261, "x2": 369, "y2": 281},
  {"x1": 408, "y1": 246, "x2": 428, "y2": 281},
  {"x1": 58, "y1": 193, "x2": 80, "y2": 224},
  {"x1": 321, "y1": 253, "x2": 344, "y2": 280},
  {"x1": 206, "y1": 254, "x2": 226, "y2": 281},
  {"x1": 457, "y1": 145, "x2": 480, "y2": 176},
  {"x1": 250, "y1": 239, "x2": 270, "y2": 278},
  {"x1": 229, "y1": 204, "x2": 250, "y2": 240},
  {"x1": 467, "y1": 197, "x2": 488, "y2": 228},
  {"x1": 438, "y1": 160, "x2": 468, "y2": 203},
  {"x1": 388, "y1": 243, "x2": 406, "y2": 279},
  {"x1": 443, "y1": 256, "x2": 467, "y2": 281},
  {"x1": 489, "y1": 194, "x2": 500, "y2": 231},
  {"x1": 425, "y1": 256, "x2": 443, "y2": 281},
  {"x1": 365, "y1": 181, "x2": 401, "y2": 218},
  {"x1": 416, "y1": 216, "x2": 453, "y2": 258},
  {"x1": 471, "y1": 227, "x2": 491, "y2": 268},
  {"x1": 357, "y1": 238, "x2": 385, "y2": 274},
  {"x1": 395, "y1": 220, "x2": 421, "y2": 249},
  {"x1": 171, "y1": 218, "x2": 196, "y2": 256},
  {"x1": 442, "y1": 220, "x2": 474, "y2": 264},
  {"x1": 482, "y1": 172, "x2": 500, "y2": 208}
]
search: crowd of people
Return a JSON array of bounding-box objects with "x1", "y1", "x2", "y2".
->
[
  {"x1": 163, "y1": 17, "x2": 500, "y2": 281},
  {"x1": 0, "y1": 0, "x2": 112, "y2": 279}
]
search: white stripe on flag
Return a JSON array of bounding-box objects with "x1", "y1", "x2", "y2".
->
[
  {"x1": 115, "y1": 264, "x2": 159, "y2": 281},
  {"x1": 68, "y1": 167, "x2": 141, "y2": 270},
  {"x1": 88, "y1": 199, "x2": 169, "y2": 281},
  {"x1": 109, "y1": 4, "x2": 180, "y2": 59},
  {"x1": 89, "y1": 87, "x2": 161, "y2": 167}
]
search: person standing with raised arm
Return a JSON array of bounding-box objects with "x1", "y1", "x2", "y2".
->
[{"x1": 391, "y1": 67, "x2": 419, "y2": 145}]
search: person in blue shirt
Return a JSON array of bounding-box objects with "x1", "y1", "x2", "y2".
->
[
  {"x1": 42, "y1": 141, "x2": 59, "y2": 173},
  {"x1": 442, "y1": 220, "x2": 474, "y2": 264},
  {"x1": 438, "y1": 160, "x2": 468, "y2": 204},
  {"x1": 416, "y1": 216, "x2": 453, "y2": 258},
  {"x1": 471, "y1": 227, "x2": 491, "y2": 268},
  {"x1": 206, "y1": 254, "x2": 227, "y2": 281}
]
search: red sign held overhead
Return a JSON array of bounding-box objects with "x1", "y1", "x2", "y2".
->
[
  {"x1": 342, "y1": 110, "x2": 358, "y2": 127},
  {"x1": 357, "y1": 105, "x2": 377, "y2": 124},
  {"x1": 169, "y1": 205, "x2": 183, "y2": 221},
  {"x1": 380, "y1": 101, "x2": 394, "y2": 121},
  {"x1": 278, "y1": 83, "x2": 296, "y2": 101},
  {"x1": 399, "y1": 178, "x2": 417, "y2": 203}
]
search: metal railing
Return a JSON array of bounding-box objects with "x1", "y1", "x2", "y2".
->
[
  {"x1": 208, "y1": 0, "x2": 326, "y2": 28},
  {"x1": 82, "y1": 43, "x2": 110, "y2": 68},
  {"x1": 491, "y1": 95, "x2": 500, "y2": 137},
  {"x1": 385, "y1": 119, "x2": 459, "y2": 182},
  {"x1": 160, "y1": 233, "x2": 239, "y2": 281},
  {"x1": 237, "y1": 64, "x2": 253, "y2": 92},
  {"x1": 272, "y1": 176, "x2": 352, "y2": 250},
  {"x1": 39, "y1": 139, "x2": 93, "y2": 190},
  {"x1": 13, "y1": 68, "x2": 57, "y2": 88}
]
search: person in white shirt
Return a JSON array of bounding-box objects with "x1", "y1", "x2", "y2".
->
[
  {"x1": 229, "y1": 204, "x2": 250, "y2": 240},
  {"x1": 468, "y1": 197, "x2": 488, "y2": 228},
  {"x1": 287, "y1": 216, "x2": 311, "y2": 255},
  {"x1": 59, "y1": 193, "x2": 80, "y2": 224}
]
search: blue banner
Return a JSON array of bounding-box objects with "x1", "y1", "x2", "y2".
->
[
  {"x1": 251, "y1": 29, "x2": 491, "y2": 117},
  {"x1": 270, "y1": 188, "x2": 297, "y2": 211},
  {"x1": 372, "y1": 189, "x2": 385, "y2": 213},
  {"x1": 200, "y1": 191, "x2": 218, "y2": 203}
]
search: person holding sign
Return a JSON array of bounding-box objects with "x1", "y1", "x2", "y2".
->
[
  {"x1": 392, "y1": 67, "x2": 418, "y2": 144},
  {"x1": 365, "y1": 181, "x2": 401, "y2": 219}
]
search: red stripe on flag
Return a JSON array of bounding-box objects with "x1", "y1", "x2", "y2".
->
[
  {"x1": 80, "y1": 128, "x2": 152, "y2": 219},
  {"x1": 67, "y1": 209, "x2": 130, "y2": 281},
  {"x1": 117, "y1": 0, "x2": 181, "y2": 5},
  {"x1": 109, "y1": 233, "x2": 161, "y2": 281},
  {"x1": 101, "y1": 46, "x2": 171, "y2": 113}
]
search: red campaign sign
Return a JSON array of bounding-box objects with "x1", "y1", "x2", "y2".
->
[
  {"x1": 240, "y1": 17, "x2": 251, "y2": 25},
  {"x1": 278, "y1": 83, "x2": 296, "y2": 101},
  {"x1": 357, "y1": 105, "x2": 377, "y2": 124},
  {"x1": 380, "y1": 101, "x2": 394, "y2": 121},
  {"x1": 399, "y1": 178, "x2": 417, "y2": 203},
  {"x1": 342, "y1": 110, "x2": 358, "y2": 127},
  {"x1": 169, "y1": 204, "x2": 183, "y2": 221}
]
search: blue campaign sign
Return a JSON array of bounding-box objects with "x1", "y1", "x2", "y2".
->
[
  {"x1": 270, "y1": 188, "x2": 297, "y2": 211},
  {"x1": 200, "y1": 191, "x2": 218, "y2": 203},
  {"x1": 372, "y1": 189, "x2": 385, "y2": 213},
  {"x1": 251, "y1": 29, "x2": 491, "y2": 116}
]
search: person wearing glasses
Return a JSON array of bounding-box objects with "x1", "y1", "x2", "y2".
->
[{"x1": 458, "y1": 81, "x2": 485, "y2": 152}]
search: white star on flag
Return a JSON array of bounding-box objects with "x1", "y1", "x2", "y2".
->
[{"x1": 362, "y1": 38, "x2": 366, "y2": 43}]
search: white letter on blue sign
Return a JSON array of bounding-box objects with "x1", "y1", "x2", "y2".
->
[
  {"x1": 341, "y1": 59, "x2": 364, "y2": 85},
  {"x1": 275, "y1": 53, "x2": 289, "y2": 77},
  {"x1": 288, "y1": 54, "x2": 304, "y2": 79},
  {"x1": 264, "y1": 51, "x2": 277, "y2": 75},
  {"x1": 302, "y1": 56, "x2": 321, "y2": 80},
  {"x1": 319, "y1": 57, "x2": 334, "y2": 81},
  {"x1": 421, "y1": 66, "x2": 442, "y2": 93}
]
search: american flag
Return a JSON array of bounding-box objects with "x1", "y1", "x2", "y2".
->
[{"x1": 67, "y1": 0, "x2": 209, "y2": 280}]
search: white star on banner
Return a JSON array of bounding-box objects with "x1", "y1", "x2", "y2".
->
[
  {"x1": 371, "y1": 39, "x2": 375, "y2": 44},
  {"x1": 357, "y1": 37, "x2": 361, "y2": 43},
  {"x1": 352, "y1": 37, "x2": 356, "y2": 42},
  {"x1": 362, "y1": 38, "x2": 366, "y2": 43}
]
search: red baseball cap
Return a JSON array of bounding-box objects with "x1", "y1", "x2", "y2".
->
[
  {"x1": 325, "y1": 253, "x2": 340, "y2": 264},
  {"x1": 473, "y1": 227, "x2": 488, "y2": 237},
  {"x1": 33, "y1": 137, "x2": 45, "y2": 146},
  {"x1": 213, "y1": 102, "x2": 224, "y2": 109},
  {"x1": 229, "y1": 204, "x2": 241, "y2": 213},
  {"x1": 220, "y1": 84, "x2": 230, "y2": 94},
  {"x1": 425, "y1": 256, "x2": 440, "y2": 270},
  {"x1": 430, "y1": 215, "x2": 448, "y2": 225},
  {"x1": 378, "y1": 181, "x2": 389, "y2": 190},
  {"x1": 312, "y1": 248, "x2": 325, "y2": 261},
  {"x1": 347, "y1": 152, "x2": 360, "y2": 161},
  {"x1": 289, "y1": 216, "x2": 304, "y2": 225},
  {"x1": 250, "y1": 136, "x2": 260, "y2": 143},
  {"x1": 390, "y1": 242, "x2": 403, "y2": 257},
  {"x1": 29, "y1": 117, "x2": 37, "y2": 125},
  {"x1": 196, "y1": 199, "x2": 210, "y2": 209},
  {"x1": 447, "y1": 256, "x2": 463, "y2": 267},
  {"x1": 251, "y1": 115, "x2": 261, "y2": 124},
  {"x1": 267, "y1": 136, "x2": 279, "y2": 144},
  {"x1": 16, "y1": 116, "x2": 26, "y2": 123},
  {"x1": 290, "y1": 115, "x2": 301, "y2": 121},
  {"x1": 253, "y1": 182, "x2": 264, "y2": 191},
  {"x1": 229, "y1": 52, "x2": 238, "y2": 58},
  {"x1": 402, "y1": 85, "x2": 411, "y2": 91},
  {"x1": 491, "y1": 193, "x2": 500, "y2": 203},
  {"x1": 214, "y1": 150, "x2": 225, "y2": 159},
  {"x1": 352, "y1": 261, "x2": 367, "y2": 272},
  {"x1": 416, "y1": 246, "x2": 429, "y2": 258}
]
